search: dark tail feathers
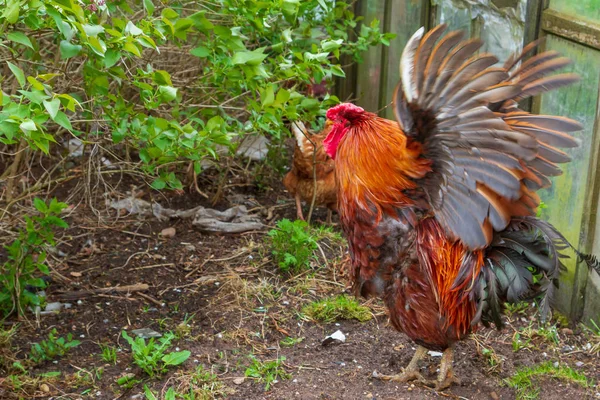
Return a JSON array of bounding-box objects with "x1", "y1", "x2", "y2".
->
[{"x1": 472, "y1": 216, "x2": 599, "y2": 329}]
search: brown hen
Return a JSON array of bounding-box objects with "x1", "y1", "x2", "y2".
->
[{"x1": 283, "y1": 121, "x2": 337, "y2": 223}]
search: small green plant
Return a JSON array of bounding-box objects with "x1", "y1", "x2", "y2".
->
[
  {"x1": 99, "y1": 343, "x2": 118, "y2": 365},
  {"x1": 268, "y1": 219, "x2": 318, "y2": 273},
  {"x1": 29, "y1": 328, "x2": 80, "y2": 363},
  {"x1": 512, "y1": 323, "x2": 560, "y2": 352},
  {"x1": 505, "y1": 301, "x2": 531, "y2": 318},
  {"x1": 505, "y1": 361, "x2": 592, "y2": 400},
  {"x1": 302, "y1": 294, "x2": 372, "y2": 323},
  {"x1": 144, "y1": 385, "x2": 177, "y2": 400},
  {"x1": 175, "y1": 313, "x2": 195, "y2": 339},
  {"x1": 117, "y1": 373, "x2": 141, "y2": 389},
  {"x1": 481, "y1": 347, "x2": 502, "y2": 371},
  {"x1": 0, "y1": 198, "x2": 69, "y2": 317},
  {"x1": 121, "y1": 331, "x2": 190, "y2": 377},
  {"x1": 245, "y1": 355, "x2": 291, "y2": 391},
  {"x1": 280, "y1": 336, "x2": 304, "y2": 347},
  {"x1": 143, "y1": 365, "x2": 230, "y2": 399}
]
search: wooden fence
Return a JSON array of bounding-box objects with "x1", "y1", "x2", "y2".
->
[{"x1": 338, "y1": 0, "x2": 600, "y2": 324}]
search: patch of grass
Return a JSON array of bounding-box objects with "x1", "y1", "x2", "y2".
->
[
  {"x1": 267, "y1": 219, "x2": 318, "y2": 273},
  {"x1": 505, "y1": 361, "x2": 592, "y2": 400},
  {"x1": 311, "y1": 225, "x2": 345, "y2": 244},
  {"x1": 30, "y1": 328, "x2": 80, "y2": 364},
  {"x1": 122, "y1": 330, "x2": 190, "y2": 377},
  {"x1": 245, "y1": 355, "x2": 291, "y2": 391},
  {"x1": 0, "y1": 325, "x2": 18, "y2": 372},
  {"x1": 99, "y1": 343, "x2": 118, "y2": 364},
  {"x1": 303, "y1": 294, "x2": 372, "y2": 323},
  {"x1": 280, "y1": 336, "x2": 304, "y2": 347}
]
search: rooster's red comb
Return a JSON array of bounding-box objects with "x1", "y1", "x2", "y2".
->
[{"x1": 326, "y1": 103, "x2": 365, "y2": 121}]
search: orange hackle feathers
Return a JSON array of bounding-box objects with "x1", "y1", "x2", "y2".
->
[{"x1": 334, "y1": 115, "x2": 431, "y2": 223}]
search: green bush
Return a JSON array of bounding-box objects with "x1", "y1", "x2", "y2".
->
[
  {"x1": 268, "y1": 218, "x2": 318, "y2": 272},
  {"x1": 0, "y1": 0, "x2": 393, "y2": 189},
  {"x1": 0, "y1": 198, "x2": 69, "y2": 318}
]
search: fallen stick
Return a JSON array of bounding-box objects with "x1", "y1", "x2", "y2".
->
[{"x1": 55, "y1": 283, "x2": 150, "y2": 300}]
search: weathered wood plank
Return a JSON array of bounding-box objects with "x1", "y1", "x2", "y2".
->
[
  {"x1": 541, "y1": 8, "x2": 600, "y2": 51},
  {"x1": 380, "y1": 0, "x2": 425, "y2": 119},
  {"x1": 355, "y1": 0, "x2": 386, "y2": 111}
]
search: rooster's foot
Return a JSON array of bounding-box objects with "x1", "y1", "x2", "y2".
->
[
  {"x1": 434, "y1": 346, "x2": 461, "y2": 391},
  {"x1": 372, "y1": 345, "x2": 431, "y2": 385},
  {"x1": 435, "y1": 369, "x2": 461, "y2": 391},
  {"x1": 372, "y1": 369, "x2": 432, "y2": 385}
]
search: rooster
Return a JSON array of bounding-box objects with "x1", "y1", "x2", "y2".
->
[
  {"x1": 283, "y1": 121, "x2": 337, "y2": 223},
  {"x1": 323, "y1": 24, "x2": 600, "y2": 390}
]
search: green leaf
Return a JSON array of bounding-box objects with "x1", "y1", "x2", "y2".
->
[
  {"x1": 322, "y1": 39, "x2": 343, "y2": 52},
  {"x1": 33, "y1": 197, "x2": 48, "y2": 213},
  {"x1": 330, "y1": 65, "x2": 346, "y2": 78},
  {"x1": 53, "y1": 111, "x2": 72, "y2": 130},
  {"x1": 232, "y1": 48, "x2": 268, "y2": 66},
  {"x1": 189, "y1": 11, "x2": 214, "y2": 30},
  {"x1": 27, "y1": 76, "x2": 45, "y2": 91},
  {"x1": 124, "y1": 21, "x2": 143, "y2": 36},
  {"x1": 82, "y1": 24, "x2": 105, "y2": 37},
  {"x1": 151, "y1": 177, "x2": 166, "y2": 190},
  {"x1": 152, "y1": 70, "x2": 172, "y2": 86},
  {"x1": 38, "y1": 371, "x2": 61, "y2": 378},
  {"x1": 158, "y1": 86, "x2": 178, "y2": 102},
  {"x1": 143, "y1": 386, "x2": 158, "y2": 400},
  {"x1": 161, "y1": 350, "x2": 190, "y2": 366},
  {"x1": 59, "y1": 41, "x2": 82, "y2": 59},
  {"x1": 7, "y1": 61, "x2": 25, "y2": 88},
  {"x1": 143, "y1": 0, "x2": 155, "y2": 16},
  {"x1": 123, "y1": 41, "x2": 141, "y2": 56},
  {"x1": 3, "y1": 0, "x2": 20, "y2": 24},
  {"x1": 43, "y1": 98, "x2": 61, "y2": 119},
  {"x1": 190, "y1": 46, "x2": 210, "y2": 58},
  {"x1": 7, "y1": 32, "x2": 33, "y2": 49},
  {"x1": 20, "y1": 119, "x2": 37, "y2": 132},
  {"x1": 282, "y1": 0, "x2": 300, "y2": 22},
  {"x1": 261, "y1": 86, "x2": 274, "y2": 107},
  {"x1": 165, "y1": 387, "x2": 176, "y2": 400},
  {"x1": 104, "y1": 49, "x2": 121, "y2": 68},
  {"x1": 304, "y1": 52, "x2": 329, "y2": 62}
]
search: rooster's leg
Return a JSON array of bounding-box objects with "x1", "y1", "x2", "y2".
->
[
  {"x1": 435, "y1": 345, "x2": 461, "y2": 391},
  {"x1": 326, "y1": 209, "x2": 333, "y2": 224},
  {"x1": 372, "y1": 345, "x2": 431, "y2": 384},
  {"x1": 295, "y1": 193, "x2": 304, "y2": 220}
]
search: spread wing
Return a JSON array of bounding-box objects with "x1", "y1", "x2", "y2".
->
[{"x1": 395, "y1": 25, "x2": 582, "y2": 250}]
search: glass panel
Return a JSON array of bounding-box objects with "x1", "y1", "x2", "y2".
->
[
  {"x1": 538, "y1": 35, "x2": 600, "y2": 313},
  {"x1": 432, "y1": 0, "x2": 526, "y2": 63},
  {"x1": 550, "y1": 0, "x2": 600, "y2": 23}
]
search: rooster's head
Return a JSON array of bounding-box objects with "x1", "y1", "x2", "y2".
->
[{"x1": 324, "y1": 103, "x2": 366, "y2": 159}]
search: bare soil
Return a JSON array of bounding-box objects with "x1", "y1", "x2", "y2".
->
[{"x1": 0, "y1": 159, "x2": 599, "y2": 400}]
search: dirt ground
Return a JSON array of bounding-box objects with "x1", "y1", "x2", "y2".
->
[{"x1": 1, "y1": 155, "x2": 599, "y2": 400}]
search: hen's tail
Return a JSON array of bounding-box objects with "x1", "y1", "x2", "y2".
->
[{"x1": 472, "y1": 216, "x2": 599, "y2": 329}]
